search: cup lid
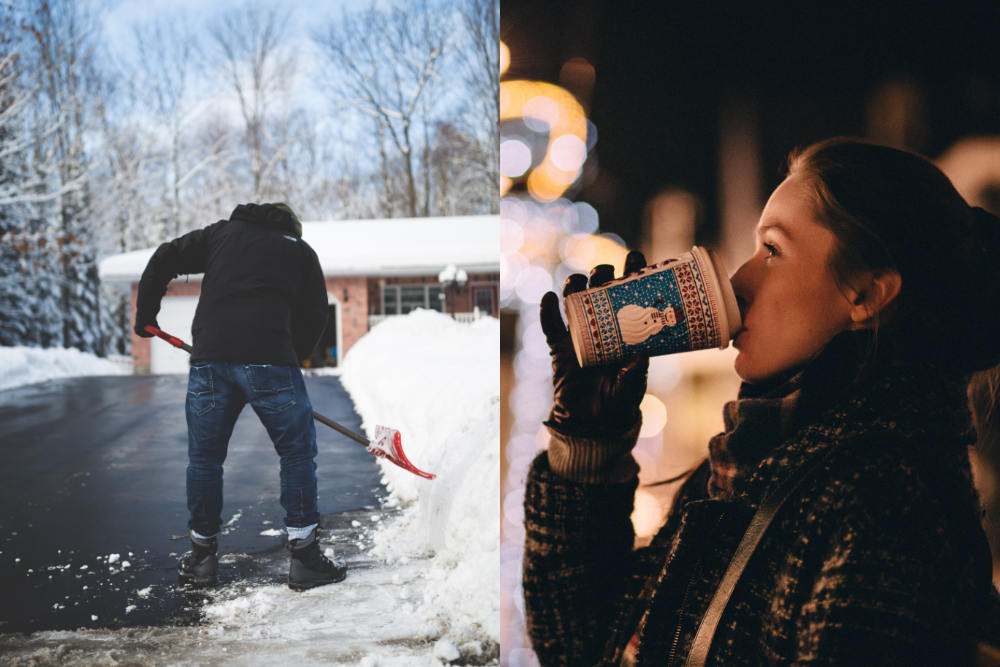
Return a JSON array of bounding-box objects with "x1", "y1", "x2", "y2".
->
[{"x1": 697, "y1": 247, "x2": 743, "y2": 346}]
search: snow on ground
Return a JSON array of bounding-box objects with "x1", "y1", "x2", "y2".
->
[
  {"x1": 340, "y1": 310, "x2": 501, "y2": 650},
  {"x1": 0, "y1": 310, "x2": 500, "y2": 665},
  {"x1": 0, "y1": 345, "x2": 127, "y2": 391}
]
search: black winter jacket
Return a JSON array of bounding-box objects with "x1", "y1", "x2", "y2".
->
[{"x1": 136, "y1": 203, "x2": 328, "y2": 366}]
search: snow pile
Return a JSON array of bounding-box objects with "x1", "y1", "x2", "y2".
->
[
  {"x1": 0, "y1": 345, "x2": 126, "y2": 391},
  {"x1": 340, "y1": 310, "x2": 500, "y2": 648}
]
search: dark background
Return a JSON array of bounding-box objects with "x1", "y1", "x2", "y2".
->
[{"x1": 500, "y1": 1, "x2": 1000, "y2": 246}]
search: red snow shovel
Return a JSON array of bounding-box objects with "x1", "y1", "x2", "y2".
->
[{"x1": 144, "y1": 325, "x2": 436, "y2": 480}]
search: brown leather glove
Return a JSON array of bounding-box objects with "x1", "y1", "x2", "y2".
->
[{"x1": 540, "y1": 250, "x2": 649, "y2": 435}]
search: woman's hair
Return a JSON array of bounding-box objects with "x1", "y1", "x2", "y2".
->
[
  {"x1": 970, "y1": 365, "x2": 1000, "y2": 459},
  {"x1": 786, "y1": 137, "x2": 1000, "y2": 373},
  {"x1": 969, "y1": 365, "x2": 1000, "y2": 569}
]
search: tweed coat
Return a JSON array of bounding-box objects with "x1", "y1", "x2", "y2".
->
[{"x1": 523, "y1": 334, "x2": 1000, "y2": 665}]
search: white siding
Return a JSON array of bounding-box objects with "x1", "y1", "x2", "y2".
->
[{"x1": 151, "y1": 297, "x2": 198, "y2": 374}]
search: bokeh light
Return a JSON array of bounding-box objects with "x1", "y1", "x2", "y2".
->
[
  {"x1": 573, "y1": 202, "x2": 599, "y2": 234},
  {"x1": 647, "y1": 355, "x2": 683, "y2": 395},
  {"x1": 513, "y1": 265, "x2": 555, "y2": 304},
  {"x1": 631, "y1": 488, "x2": 665, "y2": 539},
  {"x1": 638, "y1": 393, "x2": 668, "y2": 438},
  {"x1": 500, "y1": 138, "x2": 533, "y2": 178},
  {"x1": 550, "y1": 134, "x2": 587, "y2": 171},
  {"x1": 499, "y1": 80, "x2": 589, "y2": 203},
  {"x1": 500, "y1": 40, "x2": 510, "y2": 76},
  {"x1": 559, "y1": 57, "x2": 596, "y2": 95},
  {"x1": 518, "y1": 320, "x2": 549, "y2": 360},
  {"x1": 523, "y1": 96, "x2": 561, "y2": 132},
  {"x1": 585, "y1": 119, "x2": 598, "y2": 151},
  {"x1": 559, "y1": 232, "x2": 628, "y2": 272},
  {"x1": 500, "y1": 175, "x2": 513, "y2": 197},
  {"x1": 499, "y1": 216, "x2": 525, "y2": 255}
]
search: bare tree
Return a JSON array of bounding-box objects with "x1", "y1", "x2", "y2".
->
[
  {"x1": 94, "y1": 103, "x2": 155, "y2": 251},
  {"x1": 313, "y1": 2, "x2": 451, "y2": 218},
  {"x1": 457, "y1": 0, "x2": 499, "y2": 202},
  {"x1": 429, "y1": 122, "x2": 492, "y2": 215},
  {"x1": 184, "y1": 111, "x2": 243, "y2": 217},
  {"x1": 207, "y1": 4, "x2": 298, "y2": 201},
  {"x1": 121, "y1": 19, "x2": 240, "y2": 239},
  {"x1": 133, "y1": 20, "x2": 191, "y2": 237}
]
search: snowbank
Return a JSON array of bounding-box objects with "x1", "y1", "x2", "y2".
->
[
  {"x1": 339, "y1": 309, "x2": 500, "y2": 648},
  {"x1": 0, "y1": 346, "x2": 127, "y2": 392}
]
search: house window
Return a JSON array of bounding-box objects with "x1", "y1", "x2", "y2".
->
[
  {"x1": 382, "y1": 284, "x2": 445, "y2": 314},
  {"x1": 382, "y1": 287, "x2": 399, "y2": 314},
  {"x1": 474, "y1": 287, "x2": 496, "y2": 315},
  {"x1": 429, "y1": 286, "x2": 445, "y2": 311},
  {"x1": 400, "y1": 285, "x2": 427, "y2": 314}
]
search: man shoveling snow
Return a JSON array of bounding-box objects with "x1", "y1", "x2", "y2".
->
[{"x1": 134, "y1": 202, "x2": 344, "y2": 591}]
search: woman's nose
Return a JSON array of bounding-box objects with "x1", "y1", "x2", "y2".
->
[
  {"x1": 730, "y1": 259, "x2": 753, "y2": 313},
  {"x1": 731, "y1": 259, "x2": 749, "y2": 295}
]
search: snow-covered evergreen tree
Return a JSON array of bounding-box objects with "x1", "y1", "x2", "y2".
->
[
  {"x1": 25, "y1": 0, "x2": 103, "y2": 354},
  {"x1": 0, "y1": 10, "x2": 55, "y2": 349},
  {"x1": 0, "y1": 47, "x2": 32, "y2": 346}
]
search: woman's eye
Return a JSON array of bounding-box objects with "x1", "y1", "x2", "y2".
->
[{"x1": 762, "y1": 242, "x2": 778, "y2": 258}]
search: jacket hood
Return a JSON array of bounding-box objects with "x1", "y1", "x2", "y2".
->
[{"x1": 230, "y1": 203, "x2": 302, "y2": 237}]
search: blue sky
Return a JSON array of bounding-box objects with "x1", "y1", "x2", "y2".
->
[
  {"x1": 99, "y1": 0, "x2": 356, "y2": 117},
  {"x1": 100, "y1": 0, "x2": 414, "y2": 84},
  {"x1": 100, "y1": 0, "x2": 367, "y2": 49},
  {"x1": 97, "y1": 0, "x2": 469, "y2": 138}
]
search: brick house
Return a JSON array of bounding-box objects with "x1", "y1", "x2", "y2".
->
[{"x1": 98, "y1": 215, "x2": 499, "y2": 374}]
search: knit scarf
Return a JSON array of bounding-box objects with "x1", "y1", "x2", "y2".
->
[
  {"x1": 706, "y1": 330, "x2": 977, "y2": 502},
  {"x1": 707, "y1": 370, "x2": 805, "y2": 501}
]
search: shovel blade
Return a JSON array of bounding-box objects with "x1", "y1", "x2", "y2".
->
[{"x1": 368, "y1": 425, "x2": 436, "y2": 480}]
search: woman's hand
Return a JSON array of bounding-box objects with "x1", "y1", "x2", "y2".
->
[{"x1": 540, "y1": 250, "x2": 649, "y2": 433}]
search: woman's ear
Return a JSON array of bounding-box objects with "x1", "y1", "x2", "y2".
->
[{"x1": 847, "y1": 269, "x2": 902, "y2": 329}]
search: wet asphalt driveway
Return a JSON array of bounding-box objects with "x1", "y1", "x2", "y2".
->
[{"x1": 0, "y1": 373, "x2": 383, "y2": 634}]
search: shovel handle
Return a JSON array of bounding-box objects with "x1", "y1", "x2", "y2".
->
[
  {"x1": 312, "y1": 410, "x2": 370, "y2": 446},
  {"x1": 144, "y1": 325, "x2": 193, "y2": 353}
]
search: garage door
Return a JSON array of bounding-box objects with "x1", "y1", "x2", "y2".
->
[{"x1": 151, "y1": 296, "x2": 199, "y2": 374}]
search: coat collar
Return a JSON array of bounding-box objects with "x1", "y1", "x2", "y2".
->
[{"x1": 708, "y1": 330, "x2": 975, "y2": 509}]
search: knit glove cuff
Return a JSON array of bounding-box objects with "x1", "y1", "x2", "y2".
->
[{"x1": 544, "y1": 416, "x2": 642, "y2": 484}]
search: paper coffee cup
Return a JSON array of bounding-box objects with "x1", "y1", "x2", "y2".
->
[{"x1": 565, "y1": 246, "x2": 742, "y2": 367}]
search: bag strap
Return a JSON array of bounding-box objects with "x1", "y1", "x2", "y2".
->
[{"x1": 685, "y1": 448, "x2": 836, "y2": 667}]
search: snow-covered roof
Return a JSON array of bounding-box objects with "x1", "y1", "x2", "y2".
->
[{"x1": 98, "y1": 214, "x2": 499, "y2": 282}]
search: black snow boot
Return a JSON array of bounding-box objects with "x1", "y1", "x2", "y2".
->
[
  {"x1": 177, "y1": 533, "x2": 218, "y2": 587},
  {"x1": 288, "y1": 528, "x2": 346, "y2": 591}
]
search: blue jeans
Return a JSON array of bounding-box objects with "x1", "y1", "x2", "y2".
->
[{"x1": 185, "y1": 361, "x2": 319, "y2": 536}]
